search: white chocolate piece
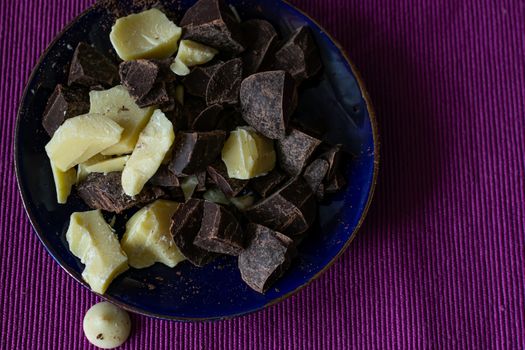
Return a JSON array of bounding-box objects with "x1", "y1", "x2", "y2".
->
[
  {"x1": 83, "y1": 302, "x2": 131, "y2": 349},
  {"x1": 84, "y1": 155, "x2": 130, "y2": 174},
  {"x1": 121, "y1": 109, "x2": 175, "y2": 196},
  {"x1": 181, "y1": 175, "x2": 199, "y2": 201},
  {"x1": 45, "y1": 114, "x2": 123, "y2": 172},
  {"x1": 110, "y1": 8, "x2": 182, "y2": 61},
  {"x1": 170, "y1": 40, "x2": 218, "y2": 76},
  {"x1": 89, "y1": 85, "x2": 154, "y2": 155},
  {"x1": 50, "y1": 160, "x2": 76, "y2": 204},
  {"x1": 121, "y1": 200, "x2": 185, "y2": 268},
  {"x1": 221, "y1": 127, "x2": 276, "y2": 180},
  {"x1": 77, "y1": 154, "x2": 109, "y2": 183},
  {"x1": 66, "y1": 210, "x2": 128, "y2": 294}
]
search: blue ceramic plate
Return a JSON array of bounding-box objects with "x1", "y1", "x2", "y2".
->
[{"x1": 15, "y1": 0, "x2": 379, "y2": 320}]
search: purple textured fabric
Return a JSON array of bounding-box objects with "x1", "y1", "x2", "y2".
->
[{"x1": 1, "y1": 0, "x2": 524, "y2": 349}]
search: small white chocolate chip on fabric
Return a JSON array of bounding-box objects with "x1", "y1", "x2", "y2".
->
[{"x1": 83, "y1": 302, "x2": 131, "y2": 349}]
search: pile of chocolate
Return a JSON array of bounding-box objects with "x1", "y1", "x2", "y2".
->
[{"x1": 43, "y1": 0, "x2": 346, "y2": 293}]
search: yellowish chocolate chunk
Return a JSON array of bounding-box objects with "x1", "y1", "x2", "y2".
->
[
  {"x1": 76, "y1": 154, "x2": 108, "y2": 183},
  {"x1": 121, "y1": 200, "x2": 185, "y2": 268},
  {"x1": 181, "y1": 175, "x2": 199, "y2": 201},
  {"x1": 121, "y1": 109, "x2": 175, "y2": 196},
  {"x1": 89, "y1": 85, "x2": 154, "y2": 155},
  {"x1": 50, "y1": 160, "x2": 76, "y2": 204},
  {"x1": 221, "y1": 127, "x2": 276, "y2": 180},
  {"x1": 45, "y1": 114, "x2": 123, "y2": 172},
  {"x1": 84, "y1": 155, "x2": 130, "y2": 174},
  {"x1": 110, "y1": 8, "x2": 182, "y2": 61},
  {"x1": 66, "y1": 210, "x2": 128, "y2": 294},
  {"x1": 170, "y1": 40, "x2": 218, "y2": 76}
]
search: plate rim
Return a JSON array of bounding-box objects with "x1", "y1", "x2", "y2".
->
[{"x1": 14, "y1": 0, "x2": 380, "y2": 321}]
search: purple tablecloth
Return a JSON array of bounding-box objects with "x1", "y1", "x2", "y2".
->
[{"x1": 1, "y1": 0, "x2": 524, "y2": 348}]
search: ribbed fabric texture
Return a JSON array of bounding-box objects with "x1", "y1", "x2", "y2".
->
[{"x1": 1, "y1": 0, "x2": 524, "y2": 349}]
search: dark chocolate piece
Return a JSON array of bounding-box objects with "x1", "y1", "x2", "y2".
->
[
  {"x1": 68, "y1": 42, "x2": 118, "y2": 87},
  {"x1": 303, "y1": 158, "x2": 330, "y2": 199},
  {"x1": 241, "y1": 19, "x2": 278, "y2": 76},
  {"x1": 277, "y1": 128, "x2": 321, "y2": 176},
  {"x1": 193, "y1": 201, "x2": 245, "y2": 255},
  {"x1": 77, "y1": 172, "x2": 164, "y2": 214},
  {"x1": 240, "y1": 70, "x2": 297, "y2": 140},
  {"x1": 136, "y1": 83, "x2": 169, "y2": 108},
  {"x1": 250, "y1": 169, "x2": 287, "y2": 197},
  {"x1": 272, "y1": 26, "x2": 322, "y2": 84},
  {"x1": 190, "y1": 104, "x2": 223, "y2": 131},
  {"x1": 149, "y1": 165, "x2": 180, "y2": 187},
  {"x1": 238, "y1": 223, "x2": 295, "y2": 293},
  {"x1": 244, "y1": 177, "x2": 316, "y2": 236},
  {"x1": 42, "y1": 84, "x2": 89, "y2": 136},
  {"x1": 168, "y1": 131, "x2": 227, "y2": 175},
  {"x1": 182, "y1": 64, "x2": 221, "y2": 98},
  {"x1": 320, "y1": 144, "x2": 343, "y2": 182},
  {"x1": 170, "y1": 199, "x2": 216, "y2": 266},
  {"x1": 119, "y1": 59, "x2": 158, "y2": 101},
  {"x1": 215, "y1": 108, "x2": 246, "y2": 132},
  {"x1": 207, "y1": 161, "x2": 247, "y2": 197},
  {"x1": 325, "y1": 172, "x2": 346, "y2": 194},
  {"x1": 180, "y1": 0, "x2": 245, "y2": 54},
  {"x1": 206, "y1": 58, "x2": 243, "y2": 105}
]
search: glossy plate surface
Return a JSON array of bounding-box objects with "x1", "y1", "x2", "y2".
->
[{"x1": 15, "y1": 0, "x2": 378, "y2": 320}]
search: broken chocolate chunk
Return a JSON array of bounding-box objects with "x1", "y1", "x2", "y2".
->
[
  {"x1": 303, "y1": 158, "x2": 330, "y2": 199},
  {"x1": 215, "y1": 108, "x2": 246, "y2": 132},
  {"x1": 68, "y1": 42, "x2": 118, "y2": 87},
  {"x1": 207, "y1": 161, "x2": 247, "y2": 197},
  {"x1": 149, "y1": 165, "x2": 180, "y2": 187},
  {"x1": 136, "y1": 82, "x2": 169, "y2": 108},
  {"x1": 272, "y1": 26, "x2": 322, "y2": 84},
  {"x1": 168, "y1": 131, "x2": 226, "y2": 175},
  {"x1": 42, "y1": 84, "x2": 89, "y2": 136},
  {"x1": 238, "y1": 223, "x2": 296, "y2": 293},
  {"x1": 325, "y1": 172, "x2": 346, "y2": 194},
  {"x1": 182, "y1": 64, "x2": 221, "y2": 98},
  {"x1": 250, "y1": 169, "x2": 287, "y2": 197},
  {"x1": 180, "y1": 0, "x2": 245, "y2": 54},
  {"x1": 206, "y1": 58, "x2": 243, "y2": 106},
  {"x1": 77, "y1": 172, "x2": 164, "y2": 214},
  {"x1": 244, "y1": 177, "x2": 316, "y2": 236},
  {"x1": 241, "y1": 19, "x2": 278, "y2": 76},
  {"x1": 193, "y1": 201, "x2": 245, "y2": 255},
  {"x1": 240, "y1": 70, "x2": 297, "y2": 140},
  {"x1": 119, "y1": 59, "x2": 159, "y2": 101},
  {"x1": 170, "y1": 199, "x2": 216, "y2": 266},
  {"x1": 276, "y1": 128, "x2": 321, "y2": 176},
  {"x1": 190, "y1": 103, "x2": 223, "y2": 131},
  {"x1": 320, "y1": 144, "x2": 343, "y2": 182}
]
